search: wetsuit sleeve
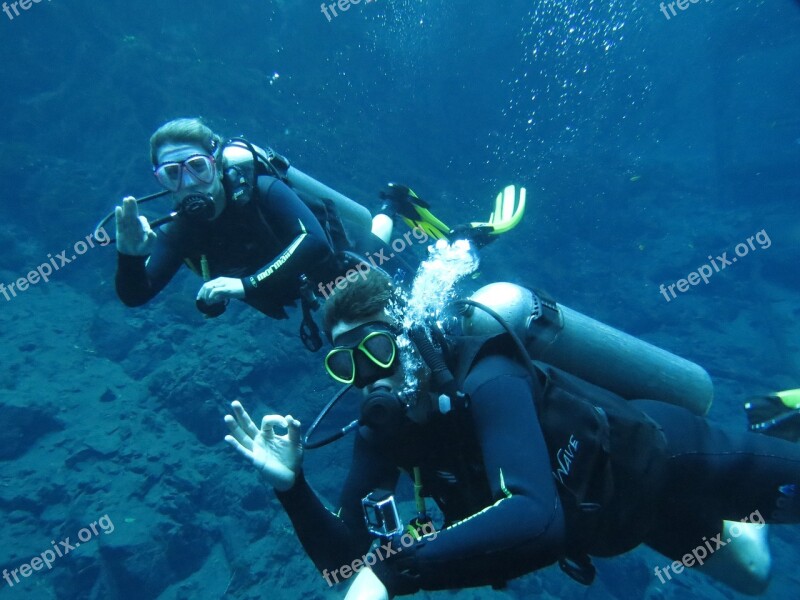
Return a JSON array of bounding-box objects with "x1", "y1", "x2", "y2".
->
[
  {"x1": 241, "y1": 178, "x2": 334, "y2": 300},
  {"x1": 371, "y1": 358, "x2": 566, "y2": 595},
  {"x1": 275, "y1": 434, "x2": 399, "y2": 579},
  {"x1": 114, "y1": 238, "x2": 184, "y2": 307}
]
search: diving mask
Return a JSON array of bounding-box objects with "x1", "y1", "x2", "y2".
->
[
  {"x1": 325, "y1": 322, "x2": 400, "y2": 388},
  {"x1": 153, "y1": 154, "x2": 217, "y2": 192}
]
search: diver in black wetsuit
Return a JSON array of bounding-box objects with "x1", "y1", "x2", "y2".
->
[
  {"x1": 224, "y1": 269, "x2": 800, "y2": 598},
  {"x1": 114, "y1": 118, "x2": 338, "y2": 321}
]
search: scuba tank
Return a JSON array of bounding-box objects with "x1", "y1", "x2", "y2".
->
[
  {"x1": 459, "y1": 282, "x2": 713, "y2": 416},
  {"x1": 285, "y1": 165, "x2": 373, "y2": 244}
]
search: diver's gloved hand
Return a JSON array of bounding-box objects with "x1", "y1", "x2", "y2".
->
[
  {"x1": 224, "y1": 401, "x2": 303, "y2": 492},
  {"x1": 344, "y1": 567, "x2": 388, "y2": 600},
  {"x1": 197, "y1": 277, "x2": 245, "y2": 304},
  {"x1": 115, "y1": 196, "x2": 157, "y2": 256}
]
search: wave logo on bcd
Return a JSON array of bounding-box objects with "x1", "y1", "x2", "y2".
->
[{"x1": 553, "y1": 434, "x2": 579, "y2": 486}]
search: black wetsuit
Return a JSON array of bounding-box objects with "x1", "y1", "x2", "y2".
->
[
  {"x1": 278, "y1": 351, "x2": 800, "y2": 595},
  {"x1": 116, "y1": 177, "x2": 336, "y2": 319}
]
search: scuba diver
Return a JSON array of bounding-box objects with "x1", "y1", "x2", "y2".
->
[
  {"x1": 107, "y1": 117, "x2": 432, "y2": 349},
  {"x1": 115, "y1": 118, "x2": 336, "y2": 320},
  {"x1": 224, "y1": 267, "x2": 800, "y2": 598}
]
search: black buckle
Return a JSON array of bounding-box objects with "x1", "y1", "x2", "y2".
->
[
  {"x1": 299, "y1": 312, "x2": 322, "y2": 352},
  {"x1": 298, "y1": 275, "x2": 323, "y2": 352},
  {"x1": 558, "y1": 555, "x2": 596, "y2": 586}
]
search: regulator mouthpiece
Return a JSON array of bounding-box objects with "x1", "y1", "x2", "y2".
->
[
  {"x1": 361, "y1": 388, "x2": 406, "y2": 431},
  {"x1": 179, "y1": 193, "x2": 216, "y2": 221}
]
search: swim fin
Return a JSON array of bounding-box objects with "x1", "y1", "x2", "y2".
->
[
  {"x1": 380, "y1": 183, "x2": 451, "y2": 241},
  {"x1": 379, "y1": 183, "x2": 526, "y2": 247},
  {"x1": 745, "y1": 389, "x2": 800, "y2": 441},
  {"x1": 470, "y1": 185, "x2": 527, "y2": 235},
  {"x1": 449, "y1": 184, "x2": 527, "y2": 248}
]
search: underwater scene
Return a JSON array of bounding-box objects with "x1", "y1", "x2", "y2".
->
[{"x1": 1, "y1": 0, "x2": 799, "y2": 598}]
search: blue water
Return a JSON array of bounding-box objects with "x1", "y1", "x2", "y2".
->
[{"x1": 1, "y1": 0, "x2": 799, "y2": 598}]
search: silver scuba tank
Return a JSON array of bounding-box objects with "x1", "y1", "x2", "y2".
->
[
  {"x1": 460, "y1": 282, "x2": 713, "y2": 415},
  {"x1": 284, "y1": 166, "x2": 373, "y2": 241}
]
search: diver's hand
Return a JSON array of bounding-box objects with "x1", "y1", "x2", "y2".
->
[
  {"x1": 115, "y1": 196, "x2": 157, "y2": 256},
  {"x1": 344, "y1": 568, "x2": 388, "y2": 600},
  {"x1": 224, "y1": 401, "x2": 303, "y2": 492},
  {"x1": 197, "y1": 277, "x2": 245, "y2": 304}
]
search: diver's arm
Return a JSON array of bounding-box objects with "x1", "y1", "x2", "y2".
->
[
  {"x1": 114, "y1": 225, "x2": 183, "y2": 307},
  {"x1": 241, "y1": 178, "x2": 334, "y2": 299},
  {"x1": 224, "y1": 403, "x2": 362, "y2": 568},
  {"x1": 275, "y1": 432, "x2": 399, "y2": 577},
  {"x1": 370, "y1": 360, "x2": 566, "y2": 595}
]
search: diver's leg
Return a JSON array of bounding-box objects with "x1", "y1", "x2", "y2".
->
[
  {"x1": 644, "y1": 500, "x2": 771, "y2": 595},
  {"x1": 346, "y1": 229, "x2": 419, "y2": 287},
  {"x1": 634, "y1": 399, "x2": 800, "y2": 524},
  {"x1": 695, "y1": 520, "x2": 771, "y2": 595},
  {"x1": 371, "y1": 213, "x2": 394, "y2": 244},
  {"x1": 634, "y1": 399, "x2": 800, "y2": 594}
]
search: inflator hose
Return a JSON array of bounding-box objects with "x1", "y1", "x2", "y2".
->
[{"x1": 407, "y1": 327, "x2": 461, "y2": 399}]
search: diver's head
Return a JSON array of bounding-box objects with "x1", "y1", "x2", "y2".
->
[
  {"x1": 328, "y1": 320, "x2": 402, "y2": 389},
  {"x1": 150, "y1": 118, "x2": 226, "y2": 221},
  {"x1": 323, "y1": 270, "x2": 433, "y2": 429},
  {"x1": 325, "y1": 269, "x2": 402, "y2": 391}
]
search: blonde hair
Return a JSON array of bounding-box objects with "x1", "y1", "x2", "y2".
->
[{"x1": 149, "y1": 118, "x2": 222, "y2": 165}]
